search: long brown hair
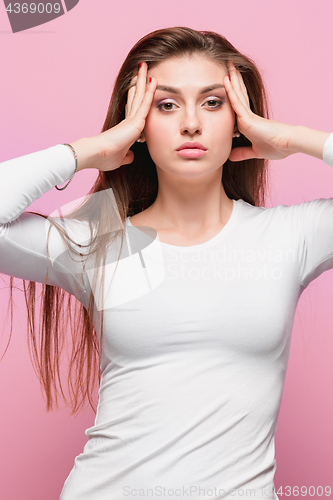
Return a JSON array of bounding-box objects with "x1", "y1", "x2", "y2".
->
[{"x1": 1, "y1": 27, "x2": 270, "y2": 416}]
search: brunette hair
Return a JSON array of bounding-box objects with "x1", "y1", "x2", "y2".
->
[{"x1": 1, "y1": 27, "x2": 270, "y2": 416}]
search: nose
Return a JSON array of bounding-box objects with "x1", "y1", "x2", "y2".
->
[{"x1": 180, "y1": 106, "x2": 202, "y2": 136}]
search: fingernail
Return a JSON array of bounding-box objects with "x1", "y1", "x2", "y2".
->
[
  {"x1": 149, "y1": 77, "x2": 152, "y2": 83},
  {"x1": 228, "y1": 76, "x2": 231, "y2": 81},
  {"x1": 139, "y1": 62, "x2": 143, "y2": 68}
]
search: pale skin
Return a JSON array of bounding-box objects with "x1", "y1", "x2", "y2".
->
[{"x1": 69, "y1": 55, "x2": 331, "y2": 246}]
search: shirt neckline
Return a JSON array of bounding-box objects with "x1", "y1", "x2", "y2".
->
[{"x1": 126, "y1": 198, "x2": 241, "y2": 251}]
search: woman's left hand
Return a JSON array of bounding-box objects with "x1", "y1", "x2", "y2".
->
[{"x1": 224, "y1": 61, "x2": 297, "y2": 162}]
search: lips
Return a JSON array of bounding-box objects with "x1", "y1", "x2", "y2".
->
[{"x1": 176, "y1": 142, "x2": 207, "y2": 151}]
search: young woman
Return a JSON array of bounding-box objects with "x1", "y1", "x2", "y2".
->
[{"x1": 0, "y1": 27, "x2": 332, "y2": 500}]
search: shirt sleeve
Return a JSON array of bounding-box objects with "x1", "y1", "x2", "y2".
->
[
  {"x1": 0, "y1": 145, "x2": 88, "y2": 301},
  {"x1": 292, "y1": 131, "x2": 333, "y2": 289},
  {"x1": 296, "y1": 197, "x2": 333, "y2": 290},
  {"x1": 323, "y1": 131, "x2": 333, "y2": 168}
]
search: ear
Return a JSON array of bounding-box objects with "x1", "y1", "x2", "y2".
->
[
  {"x1": 232, "y1": 120, "x2": 240, "y2": 138},
  {"x1": 137, "y1": 130, "x2": 147, "y2": 143}
]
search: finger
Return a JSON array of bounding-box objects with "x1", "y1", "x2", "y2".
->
[
  {"x1": 237, "y1": 71, "x2": 250, "y2": 108},
  {"x1": 228, "y1": 61, "x2": 250, "y2": 109},
  {"x1": 224, "y1": 74, "x2": 250, "y2": 120},
  {"x1": 228, "y1": 61, "x2": 244, "y2": 101},
  {"x1": 129, "y1": 62, "x2": 149, "y2": 118},
  {"x1": 228, "y1": 146, "x2": 259, "y2": 162},
  {"x1": 125, "y1": 67, "x2": 141, "y2": 119},
  {"x1": 132, "y1": 76, "x2": 157, "y2": 122},
  {"x1": 121, "y1": 149, "x2": 135, "y2": 166},
  {"x1": 126, "y1": 73, "x2": 139, "y2": 118},
  {"x1": 127, "y1": 69, "x2": 140, "y2": 116},
  {"x1": 125, "y1": 84, "x2": 136, "y2": 118}
]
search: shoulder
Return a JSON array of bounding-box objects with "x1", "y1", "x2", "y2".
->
[
  {"x1": 236, "y1": 196, "x2": 333, "y2": 218},
  {"x1": 237, "y1": 197, "x2": 333, "y2": 237}
]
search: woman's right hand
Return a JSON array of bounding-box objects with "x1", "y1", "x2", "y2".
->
[{"x1": 71, "y1": 62, "x2": 157, "y2": 172}]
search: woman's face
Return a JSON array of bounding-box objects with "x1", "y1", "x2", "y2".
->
[{"x1": 142, "y1": 54, "x2": 236, "y2": 179}]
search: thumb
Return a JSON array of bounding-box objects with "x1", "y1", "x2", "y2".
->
[
  {"x1": 121, "y1": 150, "x2": 135, "y2": 165},
  {"x1": 228, "y1": 146, "x2": 258, "y2": 162}
]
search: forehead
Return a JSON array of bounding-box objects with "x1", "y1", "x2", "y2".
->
[{"x1": 148, "y1": 55, "x2": 228, "y2": 84}]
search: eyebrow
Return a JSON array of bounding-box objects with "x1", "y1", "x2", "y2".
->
[{"x1": 155, "y1": 84, "x2": 225, "y2": 95}]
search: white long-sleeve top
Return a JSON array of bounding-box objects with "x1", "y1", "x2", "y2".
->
[{"x1": 1, "y1": 134, "x2": 333, "y2": 500}]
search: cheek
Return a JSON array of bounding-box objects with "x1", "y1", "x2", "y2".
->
[
  {"x1": 206, "y1": 121, "x2": 233, "y2": 146},
  {"x1": 218, "y1": 104, "x2": 235, "y2": 127},
  {"x1": 213, "y1": 110, "x2": 235, "y2": 139},
  {"x1": 144, "y1": 113, "x2": 172, "y2": 147}
]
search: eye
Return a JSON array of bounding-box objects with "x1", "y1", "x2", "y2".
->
[
  {"x1": 204, "y1": 99, "x2": 223, "y2": 108},
  {"x1": 157, "y1": 101, "x2": 176, "y2": 112},
  {"x1": 156, "y1": 98, "x2": 223, "y2": 112}
]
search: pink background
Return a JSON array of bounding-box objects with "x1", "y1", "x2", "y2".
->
[{"x1": 0, "y1": 1, "x2": 333, "y2": 498}]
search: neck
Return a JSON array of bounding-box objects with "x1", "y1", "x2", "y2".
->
[{"x1": 145, "y1": 166, "x2": 232, "y2": 232}]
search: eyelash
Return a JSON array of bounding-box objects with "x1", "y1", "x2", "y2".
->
[{"x1": 157, "y1": 99, "x2": 223, "y2": 112}]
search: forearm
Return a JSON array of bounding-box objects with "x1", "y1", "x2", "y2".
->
[
  {"x1": 289, "y1": 126, "x2": 331, "y2": 160},
  {"x1": 0, "y1": 145, "x2": 77, "y2": 224},
  {"x1": 69, "y1": 136, "x2": 104, "y2": 172}
]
